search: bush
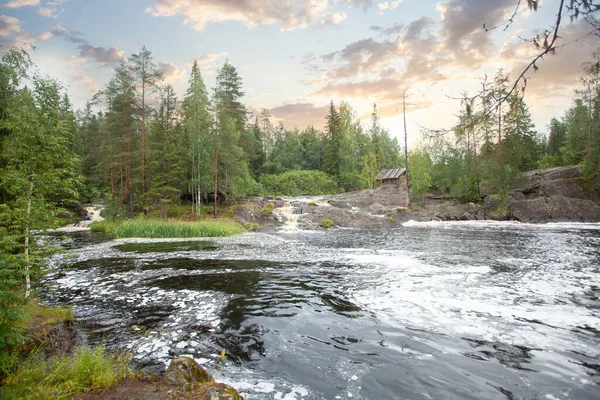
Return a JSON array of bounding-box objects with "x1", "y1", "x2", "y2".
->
[
  {"x1": 321, "y1": 219, "x2": 334, "y2": 229},
  {"x1": 260, "y1": 203, "x2": 274, "y2": 216},
  {"x1": 260, "y1": 170, "x2": 339, "y2": 196}
]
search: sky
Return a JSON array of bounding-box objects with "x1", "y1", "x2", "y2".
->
[{"x1": 0, "y1": 0, "x2": 598, "y2": 147}]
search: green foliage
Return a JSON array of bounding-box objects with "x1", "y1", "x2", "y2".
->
[
  {"x1": 321, "y1": 219, "x2": 334, "y2": 229},
  {"x1": 408, "y1": 148, "x2": 432, "y2": 197},
  {"x1": 243, "y1": 222, "x2": 258, "y2": 231},
  {"x1": 260, "y1": 170, "x2": 339, "y2": 196},
  {"x1": 96, "y1": 218, "x2": 244, "y2": 238},
  {"x1": 89, "y1": 220, "x2": 120, "y2": 235},
  {"x1": 260, "y1": 203, "x2": 274, "y2": 216},
  {"x1": 0, "y1": 346, "x2": 132, "y2": 399},
  {"x1": 147, "y1": 85, "x2": 184, "y2": 221},
  {"x1": 0, "y1": 50, "x2": 82, "y2": 376},
  {"x1": 360, "y1": 151, "x2": 379, "y2": 190}
]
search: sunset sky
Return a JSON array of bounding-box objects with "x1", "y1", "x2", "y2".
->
[{"x1": 1, "y1": 0, "x2": 598, "y2": 147}]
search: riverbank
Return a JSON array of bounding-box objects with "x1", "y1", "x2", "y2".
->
[
  {"x1": 0, "y1": 301, "x2": 244, "y2": 400},
  {"x1": 0, "y1": 302, "x2": 132, "y2": 399},
  {"x1": 236, "y1": 165, "x2": 600, "y2": 230}
]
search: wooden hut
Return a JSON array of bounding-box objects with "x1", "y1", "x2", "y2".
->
[{"x1": 376, "y1": 168, "x2": 406, "y2": 185}]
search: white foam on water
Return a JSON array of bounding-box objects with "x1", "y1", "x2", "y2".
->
[
  {"x1": 402, "y1": 219, "x2": 600, "y2": 231},
  {"x1": 217, "y1": 370, "x2": 312, "y2": 400}
]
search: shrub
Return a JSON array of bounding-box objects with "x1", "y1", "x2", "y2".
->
[
  {"x1": 260, "y1": 203, "x2": 275, "y2": 216},
  {"x1": 260, "y1": 170, "x2": 339, "y2": 196},
  {"x1": 321, "y1": 219, "x2": 334, "y2": 229}
]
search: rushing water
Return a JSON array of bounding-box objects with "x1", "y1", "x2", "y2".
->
[{"x1": 40, "y1": 222, "x2": 600, "y2": 399}]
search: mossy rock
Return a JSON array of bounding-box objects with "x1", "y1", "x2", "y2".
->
[
  {"x1": 136, "y1": 369, "x2": 160, "y2": 382},
  {"x1": 192, "y1": 382, "x2": 244, "y2": 400},
  {"x1": 164, "y1": 356, "x2": 214, "y2": 387}
]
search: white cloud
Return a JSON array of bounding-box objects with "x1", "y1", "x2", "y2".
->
[
  {"x1": 190, "y1": 52, "x2": 228, "y2": 66},
  {"x1": 3, "y1": 0, "x2": 39, "y2": 8},
  {"x1": 37, "y1": 6, "x2": 57, "y2": 18},
  {"x1": 159, "y1": 61, "x2": 185, "y2": 82},
  {"x1": 0, "y1": 15, "x2": 34, "y2": 50},
  {"x1": 0, "y1": 15, "x2": 20, "y2": 36},
  {"x1": 377, "y1": 0, "x2": 402, "y2": 15},
  {"x1": 63, "y1": 56, "x2": 99, "y2": 97},
  {"x1": 147, "y1": 0, "x2": 348, "y2": 32},
  {"x1": 39, "y1": 31, "x2": 52, "y2": 40}
]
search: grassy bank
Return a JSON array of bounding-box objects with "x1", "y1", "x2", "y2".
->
[
  {"x1": 91, "y1": 218, "x2": 245, "y2": 238},
  {"x1": 0, "y1": 302, "x2": 132, "y2": 400},
  {"x1": 1, "y1": 347, "x2": 131, "y2": 400}
]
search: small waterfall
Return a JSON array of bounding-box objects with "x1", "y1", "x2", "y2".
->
[
  {"x1": 273, "y1": 202, "x2": 303, "y2": 232},
  {"x1": 59, "y1": 204, "x2": 104, "y2": 231}
]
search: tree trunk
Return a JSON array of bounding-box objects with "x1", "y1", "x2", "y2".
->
[
  {"x1": 403, "y1": 91, "x2": 410, "y2": 206},
  {"x1": 472, "y1": 128, "x2": 480, "y2": 198},
  {"x1": 23, "y1": 173, "x2": 34, "y2": 298},
  {"x1": 213, "y1": 147, "x2": 219, "y2": 218},
  {"x1": 141, "y1": 81, "x2": 147, "y2": 204},
  {"x1": 497, "y1": 93, "x2": 503, "y2": 166}
]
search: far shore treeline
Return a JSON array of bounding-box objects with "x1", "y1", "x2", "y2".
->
[
  {"x1": 71, "y1": 46, "x2": 600, "y2": 218},
  {"x1": 0, "y1": 43, "x2": 599, "y2": 375}
]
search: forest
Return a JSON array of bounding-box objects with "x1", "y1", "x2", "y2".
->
[{"x1": 72, "y1": 45, "x2": 600, "y2": 214}]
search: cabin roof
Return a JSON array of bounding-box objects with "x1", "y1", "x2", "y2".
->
[{"x1": 376, "y1": 168, "x2": 406, "y2": 181}]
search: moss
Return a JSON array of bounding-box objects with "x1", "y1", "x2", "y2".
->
[{"x1": 321, "y1": 219, "x2": 334, "y2": 229}]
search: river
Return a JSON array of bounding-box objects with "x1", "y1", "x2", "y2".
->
[{"x1": 40, "y1": 221, "x2": 600, "y2": 399}]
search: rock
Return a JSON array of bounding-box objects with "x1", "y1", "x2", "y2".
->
[
  {"x1": 137, "y1": 369, "x2": 160, "y2": 382},
  {"x1": 511, "y1": 198, "x2": 548, "y2": 222},
  {"x1": 542, "y1": 179, "x2": 587, "y2": 199},
  {"x1": 328, "y1": 200, "x2": 353, "y2": 209},
  {"x1": 164, "y1": 356, "x2": 214, "y2": 387},
  {"x1": 196, "y1": 382, "x2": 244, "y2": 400},
  {"x1": 367, "y1": 203, "x2": 387, "y2": 214}
]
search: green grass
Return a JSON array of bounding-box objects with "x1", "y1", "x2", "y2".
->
[
  {"x1": 25, "y1": 302, "x2": 73, "y2": 327},
  {"x1": 89, "y1": 220, "x2": 121, "y2": 235},
  {"x1": 91, "y1": 218, "x2": 244, "y2": 238},
  {"x1": 0, "y1": 346, "x2": 132, "y2": 400}
]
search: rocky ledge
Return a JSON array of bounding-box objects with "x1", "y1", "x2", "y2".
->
[
  {"x1": 236, "y1": 165, "x2": 600, "y2": 229},
  {"x1": 79, "y1": 356, "x2": 243, "y2": 400}
]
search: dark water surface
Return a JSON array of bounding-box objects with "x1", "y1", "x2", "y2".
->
[{"x1": 40, "y1": 222, "x2": 600, "y2": 399}]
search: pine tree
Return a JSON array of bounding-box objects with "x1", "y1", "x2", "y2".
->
[
  {"x1": 211, "y1": 61, "x2": 254, "y2": 216},
  {"x1": 147, "y1": 85, "x2": 183, "y2": 220},
  {"x1": 182, "y1": 61, "x2": 212, "y2": 215},
  {"x1": 104, "y1": 60, "x2": 138, "y2": 217},
  {"x1": 323, "y1": 101, "x2": 342, "y2": 179},
  {"x1": 129, "y1": 46, "x2": 163, "y2": 203}
]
